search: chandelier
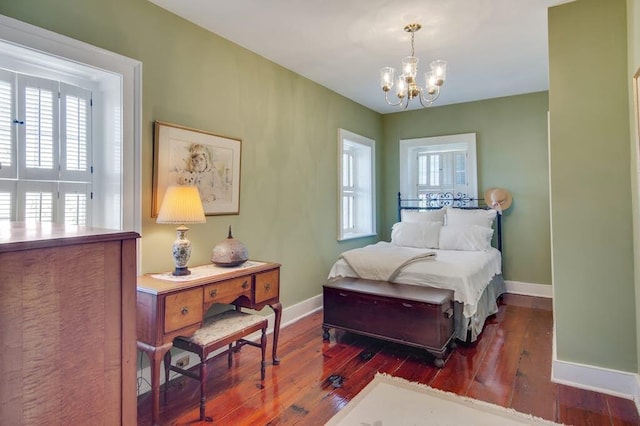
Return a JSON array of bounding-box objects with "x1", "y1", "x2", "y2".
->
[{"x1": 380, "y1": 23, "x2": 447, "y2": 109}]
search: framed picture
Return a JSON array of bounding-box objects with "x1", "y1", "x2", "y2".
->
[{"x1": 152, "y1": 121, "x2": 241, "y2": 216}]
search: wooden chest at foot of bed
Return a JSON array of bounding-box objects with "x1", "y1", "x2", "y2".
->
[{"x1": 322, "y1": 278, "x2": 455, "y2": 367}]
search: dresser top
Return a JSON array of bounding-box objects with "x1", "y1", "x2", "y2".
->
[
  {"x1": 138, "y1": 260, "x2": 281, "y2": 295},
  {"x1": 0, "y1": 222, "x2": 139, "y2": 253}
]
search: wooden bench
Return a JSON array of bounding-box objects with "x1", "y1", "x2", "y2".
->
[
  {"x1": 322, "y1": 278, "x2": 455, "y2": 367},
  {"x1": 164, "y1": 309, "x2": 268, "y2": 421}
]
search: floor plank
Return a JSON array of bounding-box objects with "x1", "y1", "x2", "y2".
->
[{"x1": 137, "y1": 295, "x2": 640, "y2": 425}]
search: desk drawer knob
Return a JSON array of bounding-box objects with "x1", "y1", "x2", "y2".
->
[
  {"x1": 242, "y1": 280, "x2": 249, "y2": 289},
  {"x1": 181, "y1": 307, "x2": 189, "y2": 315},
  {"x1": 209, "y1": 289, "x2": 218, "y2": 298},
  {"x1": 265, "y1": 283, "x2": 271, "y2": 291}
]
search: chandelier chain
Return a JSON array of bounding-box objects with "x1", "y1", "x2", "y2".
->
[{"x1": 411, "y1": 31, "x2": 415, "y2": 57}]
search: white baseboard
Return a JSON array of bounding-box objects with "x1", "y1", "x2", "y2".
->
[
  {"x1": 136, "y1": 293, "x2": 323, "y2": 396},
  {"x1": 505, "y1": 280, "x2": 553, "y2": 298},
  {"x1": 552, "y1": 356, "x2": 640, "y2": 411},
  {"x1": 551, "y1": 324, "x2": 640, "y2": 413}
]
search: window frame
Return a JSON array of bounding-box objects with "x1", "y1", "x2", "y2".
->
[
  {"x1": 400, "y1": 133, "x2": 478, "y2": 202},
  {"x1": 0, "y1": 15, "x2": 142, "y2": 234},
  {"x1": 338, "y1": 128, "x2": 376, "y2": 241}
]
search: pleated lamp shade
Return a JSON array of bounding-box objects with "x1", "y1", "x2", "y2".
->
[{"x1": 156, "y1": 185, "x2": 206, "y2": 224}]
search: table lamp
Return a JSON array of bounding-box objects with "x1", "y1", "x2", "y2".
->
[{"x1": 156, "y1": 185, "x2": 206, "y2": 276}]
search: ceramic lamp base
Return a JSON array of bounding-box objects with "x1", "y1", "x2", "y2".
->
[
  {"x1": 172, "y1": 266, "x2": 191, "y2": 276},
  {"x1": 171, "y1": 225, "x2": 192, "y2": 276}
]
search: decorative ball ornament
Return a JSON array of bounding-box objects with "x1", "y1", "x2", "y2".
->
[{"x1": 211, "y1": 226, "x2": 249, "y2": 267}]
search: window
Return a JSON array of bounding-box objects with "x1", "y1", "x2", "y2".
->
[
  {"x1": 400, "y1": 133, "x2": 477, "y2": 206},
  {"x1": 338, "y1": 129, "x2": 375, "y2": 240},
  {"x1": 0, "y1": 70, "x2": 93, "y2": 224},
  {"x1": 0, "y1": 16, "x2": 142, "y2": 235}
]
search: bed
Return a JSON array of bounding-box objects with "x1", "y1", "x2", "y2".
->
[{"x1": 326, "y1": 192, "x2": 507, "y2": 344}]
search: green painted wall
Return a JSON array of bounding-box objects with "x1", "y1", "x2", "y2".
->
[
  {"x1": 628, "y1": 0, "x2": 640, "y2": 375},
  {"x1": 380, "y1": 92, "x2": 551, "y2": 285},
  {"x1": 9, "y1": 0, "x2": 639, "y2": 377},
  {"x1": 549, "y1": 0, "x2": 636, "y2": 371},
  {"x1": 0, "y1": 0, "x2": 382, "y2": 309}
]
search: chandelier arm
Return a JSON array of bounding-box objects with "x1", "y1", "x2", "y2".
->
[
  {"x1": 402, "y1": 95, "x2": 410, "y2": 110},
  {"x1": 419, "y1": 88, "x2": 441, "y2": 106},
  {"x1": 384, "y1": 90, "x2": 405, "y2": 107},
  {"x1": 418, "y1": 92, "x2": 431, "y2": 108}
]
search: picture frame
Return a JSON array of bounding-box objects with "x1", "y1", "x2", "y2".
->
[
  {"x1": 635, "y1": 68, "x2": 640, "y2": 160},
  {"x1": 152, "y1": 121, "x2": 241, "y2": 216}
]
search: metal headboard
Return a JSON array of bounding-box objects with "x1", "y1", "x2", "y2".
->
[{"x1": 397, "y1": 192, "x2": 503, "y2": 252}]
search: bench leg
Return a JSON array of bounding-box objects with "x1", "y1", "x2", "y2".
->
[
  {"x1": 199, "y1": 355, "x2": 213, "y2": 422},
  {"x1": 260, "y1": 327, "x2": 267, "y2": 381}
]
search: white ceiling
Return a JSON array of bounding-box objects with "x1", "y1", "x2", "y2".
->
[{"x1": 148, "y1": 0, "x2": 572, "y2": 114}]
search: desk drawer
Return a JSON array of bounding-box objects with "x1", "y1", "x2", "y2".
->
[
  {"x1": 255, "y1": 269, "x2": 279, "y2": 303},
  {"x1": 205, "y1": 276, "x2": 251, "y2": 304},
  {"x1": 164, "y1": 288, "x2": 203, "y2": 333}
]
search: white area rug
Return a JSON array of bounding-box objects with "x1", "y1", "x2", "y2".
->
[{"x1": 326, "y1": 373, "x2": 563, "y2": 426}]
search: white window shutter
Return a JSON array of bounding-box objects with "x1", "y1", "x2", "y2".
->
[
  {"x1": 18, "y1": 181, "x2": 57, "y2": 223},
  {"x1": 59, "y1": 182, "x2": 91, "y2": 226},
  {"x1": 60, "y1": 82, "x2": 92, "y2": 182},
  {"x1": 0, "y1": 180, "x2": 15, "y2": 221},
  {"x1": 0, "y1": 69, "x2": 15, "y2": 179},
  {"x1": 441, "y1": 152, "x2": 453, "y2": 188},
  {"x1": 17, "y1": 75, "x2": 59, "y2": 181},
  {"x1": 454, "y1": 151, "x2": 467, "y2": 189}
]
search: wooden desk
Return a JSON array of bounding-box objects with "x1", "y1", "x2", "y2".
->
[{"x1": 136, "y1": 261, "x2": 281, "y2": 425}]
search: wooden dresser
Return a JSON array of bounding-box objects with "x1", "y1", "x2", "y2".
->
[{"x1": 0, "y1": 222, "x2": 139, "y2": 425}]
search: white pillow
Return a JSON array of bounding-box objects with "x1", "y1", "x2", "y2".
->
[
  {"x1": 391, "y1": 221, "x2": 441, "y2": 249},
  {"x1": 401, "y1": 209, "x2": 446, "y2": 225},
  {"x1": 445, "y1": 207, "x2": 496, "y2": 228},
  {"x1": 439, "y1": 225, "x2": 494, "y2": 251}
]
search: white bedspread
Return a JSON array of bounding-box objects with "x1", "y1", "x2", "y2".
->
[
  {"x1": 339, "y1": 244, "x2": 436, "y2": 282},
  {"x1": 328, "y1": 242, "x2": 502, "y2": 318}
]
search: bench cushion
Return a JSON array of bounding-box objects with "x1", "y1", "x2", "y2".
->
[{"x1": 184, "y1": 310, "x2": 267, "y2": 346}]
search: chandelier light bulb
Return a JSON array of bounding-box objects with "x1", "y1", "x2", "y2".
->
[
  {"x1": 431, "y1": 60, "x2": 447, "y2": 86},
  {"x1": 425, "y1": 71, "x2": 438, "y2": 95},
  {"x1": 380, "y1": 67, "x2": 395, "y2": 92},
  {"x1": 396, "y1": 76, "x2": 408, "y2": 98},
  {"x1": 402, "y1": 56, "x2": 418, "y2": 81},
  {"x1": 379, "y1": 23, "x2": 447, "y2": 109}
]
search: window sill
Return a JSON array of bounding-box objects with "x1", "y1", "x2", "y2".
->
[{"x1": 338, "y1": 232, "x2": 377, "y2": 242}]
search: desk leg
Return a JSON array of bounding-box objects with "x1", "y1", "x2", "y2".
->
[
  {"x1": 270, "y1": 302, "x2": 282, "y2": 365},
  {"x1": 138, "y1": 341, "x2": 173, "y2": 426}
]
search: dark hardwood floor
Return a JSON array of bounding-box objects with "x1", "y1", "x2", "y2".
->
[{"x1": 137, "y1": 294, "x2": 640, "y2": 425}]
